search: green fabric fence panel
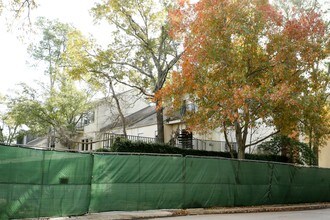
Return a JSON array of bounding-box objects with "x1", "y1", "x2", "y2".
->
[
  {"x1": 234, "y1": 160, "x2": 272, "y2": 206},
  {"x1": 0, "y1": 146, "x2": 44, "y2": 219},
  {"x1": 0, "y1": 145, "x2": 93, "y2": 219},
  {"x1": 138, "y1": 155, "x2": 184, "y2": 210},
  {"x1": 184, "y1": 156, "x2": 237, "y2": 208},
  {"x1": 38, "y1": 150, "x2": 93, "y2": 217},
  {"x1": 183, "y1": 157, "x2": 330, "y2": 209},
  {"x1": 268, "y1": 163, "x2": 297, "y2": 204},
  {"x1": 184, "y1": 157, "x2": 273, "y2": 208},
  {"x1": 269, "y1": 164, "x2": 330, "y2": 204},
  {"x1": 90, "y1": 154, "x2": 140, "y2": 211},
  {"x1": 1, "y1": 144, "x2": 330, "y2": 218},
  {"x1": 90, "y1": 154, "x2": 184, "y2": 212},
  {"x1": 282, "y1": 166, "x2": 330, "y2": 204}
]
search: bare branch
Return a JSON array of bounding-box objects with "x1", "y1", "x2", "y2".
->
[
  {"x1": 223, "y1": 122, "x2": 235, "y2": 158},
  {"x1": 245, "y1": 130, "x2": 281, "y2": 147},
  {"x1": 112, "y1": 61, "x2": 154, "y2": 79}
]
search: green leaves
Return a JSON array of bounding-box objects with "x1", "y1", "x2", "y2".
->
[
  {"x1": 28, "y1": 17, "x2": 77, "y2": 89},
  {"x1": 64, "y1": 0, "x2": 182, "y2": 141},
  {"x1": 0, "y1": 17, "x2": 95, "y2": 147},
  {"x1": 4, "y1": 79, "x2": 92, "y2": 146},
  {"x1": 87, "y1": 0, "x2": 181, "y2": 96},
  {"x1": 258, "y1": 135, "x2": 317, "y2": 165}
]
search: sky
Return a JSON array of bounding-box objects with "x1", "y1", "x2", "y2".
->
[
  {"x1": 0, "y1": 0, "x2": 109, "y2": 97},
  {"x1": 0, "y1": 0, "x2": 329, "y2": 98}
]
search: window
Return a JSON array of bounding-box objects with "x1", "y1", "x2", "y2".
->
[
  {"x1": 81, "y1": 138, "x2": 93, "y2": 151},
  {"x1": 81, "y1": 111, "x2": 95, "y2": 126},
  {"x1": 81, "y1": 139, "x2": 85, "y2": 151},
  {"x1": 180, "y1": 100, "x2": 198, "y2": 117}
]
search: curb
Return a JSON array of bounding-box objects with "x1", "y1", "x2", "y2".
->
[
  {"x1": 172, "y1": 203, "x2": 330, "y2": 217},
  {"x1": 45, "y1": 203, "x2": 330, "y2": 220}
]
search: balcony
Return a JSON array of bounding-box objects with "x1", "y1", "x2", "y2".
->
[{"x1": 102, "y1": 133, "x2": 237, "y2": 153}]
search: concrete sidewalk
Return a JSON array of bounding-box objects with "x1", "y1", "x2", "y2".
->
[{"x1": 46, "y1": 203, "x2": 330, "y2": 220}]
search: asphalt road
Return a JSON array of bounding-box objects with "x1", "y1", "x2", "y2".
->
[{"x1": 151, "y1": 208, "x2": 330, "y2": 220}]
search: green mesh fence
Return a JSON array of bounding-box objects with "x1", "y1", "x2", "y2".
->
[
  {"x1": 184, "y1": 157, "x2": 274, "y2": 207},
  {"x1": 0, "y1": 145, "x2": 329, "y2": 219},
  {"x1": 0, "y1": 145, "x2": 92, "y2": 219},
  {"x1": 90, "y1": 154, "x2": 330, "y2": 211},
  {"x1": 89, "y1": 154, "x2": 184, "y2": 212},
  {"x1": 270, "y1": 164, "x2": 330, "y2": 204}
]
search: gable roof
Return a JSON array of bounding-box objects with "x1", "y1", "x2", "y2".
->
[
  {"x1": 100, "y1": 105, "x2": 157, "y2": 132},
  {"x1": 91, "y1": 89, "x2": 136, "y2": 106}
]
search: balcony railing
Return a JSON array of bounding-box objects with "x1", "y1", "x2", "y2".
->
[
  {"x1": 191, "y1": 139, "x2": 238, "y2": 152},
  {"x1": 103, "y1": 133, "x2": 157, "y2": 149},
  {"x1": 102, "y1": 133, "x2": 237, "y2": 153}
]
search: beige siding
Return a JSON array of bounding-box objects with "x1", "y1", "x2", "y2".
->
[
  {"x1": 126, "y1": 125, "x2": 158, "y2": 138},
  {"x1": 319, "y1": 142, "x2": 330, "y2": 168},
  {"x1": 164, "y1": 122, "x2": 186, "y2": 143}
]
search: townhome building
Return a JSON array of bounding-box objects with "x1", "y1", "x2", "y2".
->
[{"x1": 20, "y1": 88, "x2": 330, "y2": 168}]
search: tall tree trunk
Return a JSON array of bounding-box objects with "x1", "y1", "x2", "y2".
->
[
  {"x1": 156, "y1": 100, "x2": 164, "y2": 143},
  {"x1": 109, "y1": 80, "x2": 127, "y2": 138},
  {"x1": 309, "y1": 128, "x2": 313, "y2": 165},
  {"x1": 238, "y1": 147, "x2": 245, "y2": 160},
  {"x1": 313, "y1": 142, "x2": 319, "y2": 166},
  {"x1": 223, "y1": 123, "x2": 235, "y2": 158},
  {"x1": 290, "y1": 131, "x2": 300, "y2": 163},
  {"x1": 312, "y1": 129, "x2": 319, "y2": 166},
  {"x1": 0, "y1": 126, "x2": 4, "y2": 143},
  {"x1": 234, "y1": 121, "x2": 245, "y2": 159},
  {"x1": 7, "y1": 125, "x2": 18, "y2": 145}
]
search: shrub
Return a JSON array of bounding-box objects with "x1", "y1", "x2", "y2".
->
[
  {"x1": 97, "y1": 138, "x2": 289, "y2": 163},
  {"x1": 257, "y1": 135, "x2": 317, "y2": 165}
]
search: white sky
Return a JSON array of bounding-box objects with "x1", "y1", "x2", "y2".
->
[
  {"x1": 0, "y1": 0, "x2": 109, "y2": 96},
  {"x1": 0, "y1": 0, "x2": 329, "y2": 98}
]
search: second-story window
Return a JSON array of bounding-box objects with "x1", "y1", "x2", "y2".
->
[
  {"x1": 84, "y1": 111, "x2": 95, "y2": 125},
  {"x1": 78, "y1": 111, "x2": 95, "y2": 129},
  {"x1": 180, "y1": 100, "x2": 198, "y2": 117}
]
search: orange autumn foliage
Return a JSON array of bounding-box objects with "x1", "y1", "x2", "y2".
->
[{"x1": 157, "y1": 0, "x2": 330, "y2": 159}]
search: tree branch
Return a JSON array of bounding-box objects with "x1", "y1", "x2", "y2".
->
[
  {"x1": 245, "y1": 130, "x2": 280, "y2": 147},
  {"x1": 223, "y1": 122, "x2": 235, "y2": 158},
  {"x1": 112, "y1": 61, "x2": 154, "y2": 79}
]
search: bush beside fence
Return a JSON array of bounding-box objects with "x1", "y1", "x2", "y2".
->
[{"x1": 98, "y1": 139, "x2": 289, "y2": 163}]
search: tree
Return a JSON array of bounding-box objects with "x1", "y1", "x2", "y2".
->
[
  {"x1": 0, "y1": 94, "x2": 26, "y2": 145},
  {"x1": 28, "y1": 17, "x2": 75, "y2": 91},
  {"x1": 64, "y1": 29, "x2": 132, "y2": 138},
  {"x1": 1, "y1": 18, "x2": 94, "y2": 148},
  {"x1": 5, "y1": 81, "x2": 92, "y2": 148},
  {"x1": 0, "y1": 0, "x2": 37, "y2": 25},
  {"x1": 159, "y1": 0, "x2": 330, "y2": 159},
  {"x1": 257, "y1": 135, "x2": 317, "y2": 165},
  {"x1": 67, "y1": 0, "x2": 182, "y2": 143},
  {"x1": 0, "y1": 113, "x2": 20, "y2": 145},
  {"x1": 298, "y1": 73, "x2": 330, "y2": 164}
]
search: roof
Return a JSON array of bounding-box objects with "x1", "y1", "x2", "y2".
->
[
  {"x1": 91, "y1": 89, "x2": 136, "y2": 106},
  {"x1": 100, "y1": 106, "x2": 157, "y2": 132},
  {"x1": 26, "y1": 137, "x2": 48, "y2": 147}
]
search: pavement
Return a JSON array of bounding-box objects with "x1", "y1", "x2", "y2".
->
[
  {"x1": 44, "y1": 203, "x2": 330, "y2": 220},
  {"x1": 151, "y1": 208, "x2": 330, "y2": 220}
]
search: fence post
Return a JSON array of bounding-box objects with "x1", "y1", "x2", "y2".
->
[
  {"x1": 37, "y1": 150, "x2": 46, "y2": 218},
  {"x1": 87, "y1": 152, "x2": 95, "y2": 214},
  {"x1": 182, "y1": 156, "x2": 186, "y2": 208},
  {"x1": 267, "y1": 162, "x2": 275, "y2": 204}
]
